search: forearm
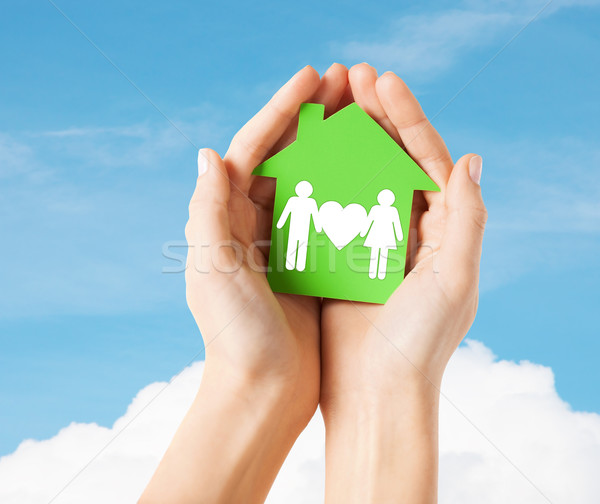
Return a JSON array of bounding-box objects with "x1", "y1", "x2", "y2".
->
[
  {"x1": 139, "y1": 362, "x2": 304, "y2": 504},
  {"x1": 323, "y1": 379, "x2": 440, "y2": 504}
]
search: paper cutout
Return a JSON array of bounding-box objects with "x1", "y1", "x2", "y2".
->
[
  {"x1": 319, "y1": 201, "x2": 367, "y2": 251},
  {"x1": 253, "y1": 102, "x2": 439, "y2": 304},
  {"x1": 360, "y1": 189, "x2": 403, "y2": 280},
  {"x1": 276, "y1": 181, "x2": 322, "y2": 272}
]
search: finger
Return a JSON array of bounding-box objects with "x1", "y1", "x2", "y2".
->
[
  {"x1": 268, "y1": 63, "x2": 349, "y2": 156},
  {"x1": 438, "y1": 154, "x2": 487, "y2": 298},
  {"x1": 185, "y1": 149, "x2": 235, "y2": 275},
  {"x1": 375, "y1": 72, "x2": 453, "y2": 204},
  {"x1": 336, "y1": 83, "x2": 354, "y2": 109},
  {"x1": 224, "y1": 65, "x2": 321, "y2": 193},
  {"x1": 348, "y1": 63, "x2": 403, "y2": 145},
  {"x1": 249, "y1": 64, "x2": 350, "y2": 259},
  {"x1": 311, "y1": 62, "x2": 349, "y2": 116},
  {"x1": 252, "y1": 63, "x2": 349, "y2": 212}
]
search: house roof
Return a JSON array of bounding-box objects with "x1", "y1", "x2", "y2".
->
[{"x1": 253, "y1": 102, "x2": 439, "y2": 195}]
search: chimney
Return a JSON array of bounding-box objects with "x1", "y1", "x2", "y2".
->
[{"x1": 297, "y1": 103, "x2": 325, "y2": 142}]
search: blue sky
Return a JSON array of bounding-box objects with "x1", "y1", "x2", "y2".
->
[{"x1": 0, "y1": 0, "x2": 599, "y2": 455}]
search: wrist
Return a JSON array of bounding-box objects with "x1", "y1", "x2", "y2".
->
[
  {"x1": 322, "y1": 375, "x2": 439, "y2": 425},
  {"x1": 322, "y1": 380, "x2": 440, "y2": 504},
  {"x1": 141, "y1": 359, "x2": 309, "y2": 504},
  {"x1": 199, "y1": 359, "x2": 294, "y2": 413},
  {"x1": 200, "y1": 356, "x2": 318, "y2": 432},
  {"x1": 321, "y1": 359, "x2": 442, "y2": 419}
]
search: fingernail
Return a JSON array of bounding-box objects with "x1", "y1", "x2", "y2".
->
[
  {"x1": 469, "y1": 155, "x2": 482, "y2": 185},
  {"x1": 198, "y1": 149, "x2": 208, "y2": 176}
]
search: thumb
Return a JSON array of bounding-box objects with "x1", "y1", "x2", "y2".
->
[
  {"x1": 185, "y1": 149, "x2": 235, "y2": 275},
  {"x1": 438, "y1": 154, "x2": 487, "y2": 294}
]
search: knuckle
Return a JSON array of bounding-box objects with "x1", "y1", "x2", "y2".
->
[
  {"x1": 471, "y1": 204, "x2": 488, "y2": 229},
  {"x1": 448, "y1": 205, "x2": 488, "y2": 231},
  {"x1": 184, "y1": 220, "x2": 191, "y2": 240},
  {"x1": 419, "y1": 150, "x2": 453, "y2": 170},
  {"x1": 184, "y1": 218, "x2": 200, "y2": 243},
  {"x1": 268, "y1": 97, "x2": 296, "y2": 121},
  {"x1": 403, "y1": 115, "x2": 430, "y2": 131},
  {"x1": 232, "y1": 131, "x2": 268, "y2": 161},
  {"x1": 188, "y1": 197, "x2": 204, "y2": 217}
]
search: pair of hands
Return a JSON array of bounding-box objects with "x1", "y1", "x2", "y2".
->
[{"x1": 185, "y1": 63, "x2": 487, "y2": 442}]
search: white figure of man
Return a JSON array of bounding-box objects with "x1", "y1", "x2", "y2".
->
[
  {"x1": 360, "y1": 189, "x2": 403, "y2": 280},
  {"x1": 276, "y1": 181, "x2": 322, "y2": 272}
]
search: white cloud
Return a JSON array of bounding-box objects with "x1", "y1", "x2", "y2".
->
[
  {"x1": 337, "y1": 10, "x2": 515, "y2": 77},
  {"x1": 439, "y1": 341, "x2": 600, "y2": 503},
  {"x1": 0, "y1": 133, "x2": 48, "y2": 181},
  {"x1": 0, "y1": 107, "x2": 229, "y2": 318},
  {"x1": 335, "y1": 1, "x2": 600, "y2": 79},
  {"x1": 36, "y1": 125, "x2": 151, "y2": 138},
  {"x1": 1, "y1": 340, "x2": 598, "y2": 503},
  {"x1": 26, "y1": 111, "x2": 226, "y2": 173}
]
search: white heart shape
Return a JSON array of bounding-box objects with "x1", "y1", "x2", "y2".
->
[{"x1": 319, "y1": 201, "x2": 367, "y2": 250}]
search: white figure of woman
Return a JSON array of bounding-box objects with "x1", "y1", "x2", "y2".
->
[{"x1": 360, "y1": 189, "x2": 403, "y2": 280}]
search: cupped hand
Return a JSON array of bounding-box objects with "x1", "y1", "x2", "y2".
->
[
  {"x1": 185, "y1": 64, "x2": 348, "y2": 423},
  {"x1": 320, "y1": 63, "x2": 488, "y2": 409}
]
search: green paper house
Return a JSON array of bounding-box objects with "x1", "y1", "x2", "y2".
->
[{"x1": 253, "y1": 102, "x2": 439, "y2": 304}]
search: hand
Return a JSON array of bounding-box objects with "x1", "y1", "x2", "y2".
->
[
  {"x1": 319, "y1": 63, "x2": 487, "y2": 503},
  {"x1": 140, "y1": 65, "x2": 350, "y2": 504},
  {"x1": 186, "y1": 63, "x2": 348, "y2": 415},
  {"x1": 321, "y1": 63, "x2": 487, "y2": 399}
]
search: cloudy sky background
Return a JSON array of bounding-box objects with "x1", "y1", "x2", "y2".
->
[{"x1": 1, "y1": 0, "x2": 599, "y2": 501}]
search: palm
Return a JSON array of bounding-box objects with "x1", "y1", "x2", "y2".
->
[
  {"x1": 321, "y1": 64, "x2": 481, "y2": 400},
  {"x1": 221, "y1": 64, "x2": 350, "y2": 369},
  {"x1": 215, "y1": 146, "x2": 322, "y2": 381},
  {"x1": 186, "y1": 65, "x2": 349, "y2": 416},
  {"x1": 321, "y1": 204, "x2": 450, "y2": 394}
]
